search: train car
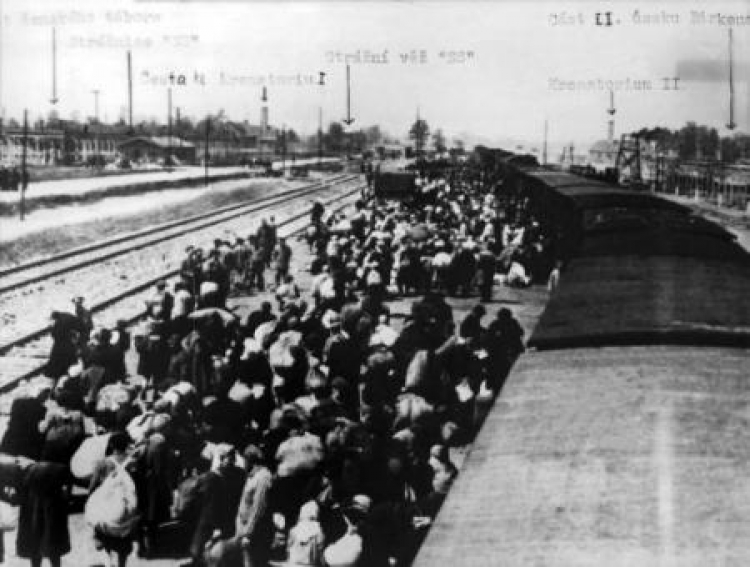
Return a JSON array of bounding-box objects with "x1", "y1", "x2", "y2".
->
[
  {"x1": 373, "y1": 171, "x2": 418, "y2": 201},
  {"x1": 414, "y1": 167, "x2": 750, "y2": 566}
]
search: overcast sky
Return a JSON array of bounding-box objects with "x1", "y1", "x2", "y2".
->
[{"x1": 0, "y1": 0, "x2": 747, "y2": 152}]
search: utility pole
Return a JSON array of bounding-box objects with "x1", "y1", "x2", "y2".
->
[
  {"x1": 204, "y1": 116, "x2": 210, "y2": 186},
  {"x1": 166, "y1": 87, "x2": 172, "y2": 167},
  {"x1": 607, "y1": 88, "x2": 616, "y2": 142},
  {"x1": 92, "y1": 89, "x2": 100, "y2": 123},
  {"x1": 260, "y1": 86, "x2": 268, "y2": 167},
  {"x1": 89, "y1": 90, "x2": 101, "y2": 168},
  {"x1": 127, "y1": 50, "x2": 133, "y2": 131},
  {"x1": 696, "y1": 128, "x2": 702, "y2": 161},
  {"x1": 542, "y1": 119, "x2": 548, "y2": 166},
  {"x1": 318, "y1": 106, "x2": 323, "y2": 167},
  {"x1": 318, "y1": 71, "x2": 325, "y2": 168},
  {"x1": 20, "y1": 109, "x2": 28, "y2": 221},
  {"x1": 281, "y1": 125, "x2": 286, "y2": 175},
  {"x1": 0, "y1": 0, "x2": 4, "y2": 137},
  {"x1": 176, "y1": 106, "x2": 182, "y2": 150}
]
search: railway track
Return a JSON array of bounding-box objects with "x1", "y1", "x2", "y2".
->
[
  {"x1": 0, "y1": 177, "x2": 365, "y2": 393},
  {"x1": 0, "y1": 174, "x2": 357, "y2": 346},
  {"x1": 0, "y1": 173, "x2": 352, "y2": 292}
]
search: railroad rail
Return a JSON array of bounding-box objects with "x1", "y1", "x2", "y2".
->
[
  {"x1": 0, "y1": 177, "x2": 366, "y2": 393},
  {"x1": 0, "y1": 174, "x2": 353, "y2": 292},
  {"x1": 0, "y1": 174, "x2": 360, "y2": 350}
]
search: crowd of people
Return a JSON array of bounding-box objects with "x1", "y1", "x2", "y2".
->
[{"x1": 0, "y1": 163, "x2": 553, "y2": 567}]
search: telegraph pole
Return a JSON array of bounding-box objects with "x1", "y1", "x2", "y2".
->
[
  {"x1": 176, "y1": 106, "x2": 183, "y2": 150},
  {"x1": 127, "y1": 50, "x2": 133, "y2": 131},
  {"x1": 318, "y1": 71, "x2": 325, "y2": 168},
  {"x1": 318, "y1": 106, "x2": 323, "y2": 167},
  {"x1": 20, "y1": 109, "x2": 28, "y2": 221},
  {"x1": 167, "y1": 87, "x2": 172, "y2": 166},
  {"x1": 91, "y1": 89, "x2": 100, "y2": 122},
  {"x1": 204, "y1": 116, "x2": 210, "y2": 186},
  {"x1": 0, "y1": 0, "x2": 4, "y2": 136},
  {"x1": 607, "y1": 88, "x2": 616, "y2": 142}
]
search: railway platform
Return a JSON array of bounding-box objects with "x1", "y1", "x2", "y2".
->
[
  {"x1": 661, "y1": 193, "x2": 750, "y2": 251},
  {"x1": 660, "y1": 193, "x2": 749, "y2": 223},
  {"x1": 0, "y1": 176, "x2": 302, "y2": 245},
  {"x1": 0, "y1": 179, "x2": 364, "y2": 566},
  {"x1": 0, "y1": 166, "x2": 247, "y2": 204},
  {"x1": 0, "y1": 159, "x2": 342, "y2": 206},
  {"x1": 0, "y1": 179, "x2": 553, "y2": 566}
]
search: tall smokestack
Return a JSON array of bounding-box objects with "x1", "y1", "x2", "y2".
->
[
  {"x1": 260, "y1": 86, "x2": 268, "y2": 133},
  {"x1": 607, "y1": 89, "x2": 616, "y2": 143}
]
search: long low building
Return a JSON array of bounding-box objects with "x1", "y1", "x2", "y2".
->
[
  {"x1": 0, "y1": 126, "x2": 123, "y2": 166},
  {"x1": 118, "y1": 136, "x2": 196, "y2": 164}
]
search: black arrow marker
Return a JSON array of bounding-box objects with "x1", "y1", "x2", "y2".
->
[
  {"x1": 727, "y1": 28, "x2": 736, "y2": 130},
  {"x1": 50, "y1": 27, "x2": 59, "y2": 105},
  {"x1": 343, "y1": 64, "x2": 354, "y2": 126}
]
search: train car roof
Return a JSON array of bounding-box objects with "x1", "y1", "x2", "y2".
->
[
  {"x1": 414, "y1": 345, "x2": 750, "y2": 567},
  {"x1": 529, "y1": 254, "x2": 750, "y2": 349},
  {"x1": 561, "y1": 190, "x2": 690, "y2": 213},
  {"x1": 524, "y1": 169, "x2": 613, "y2": 190},
  {"x1": 579, "y1": 213, "x2": 741, "y2": 252},
  {"x1": 523, "y1": 171, "x2": 691, "y2": 213}
]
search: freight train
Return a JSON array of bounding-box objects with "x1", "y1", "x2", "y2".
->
[{"x1": 414, "y1": 150, "x2": 750, "y2": 566}]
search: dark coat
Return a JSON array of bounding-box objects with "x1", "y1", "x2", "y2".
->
[
  {"x1": 237, "y1": 352, "x2": 273, "y2": 388},
  {"x1": 324, "y1": 334, "x2": 361, "y2": 387},
  {"x1": 167, "y1": 348, "x2": 192, "y2": 382},
  {"x1": 391, "y1": 323, "x2": 433, "y2": 381},
  {"x1": 203, "y1": 397, "x2": 246, "y2": 447},
  {"x1": 189, "y1": 467, "x2": 246, "y2": 557},
  {"x1": 16, "y1": 462, "x2": 70, "y2": 559},
  {"x1": 39, "y1": 408, "x2": 86, "y2": 465},
  {"x1": 243, "y1": 309, "x2": 276, "y2": 338},
  {"x1": 47, "y1": 313, "x2": 82, "y2": 378},
  {"x1": 0, "y1": 397, "x2": 46, "y2": 460},
  {"x1": 135, "y1": 434, "x2": 176, "y2": 526}
]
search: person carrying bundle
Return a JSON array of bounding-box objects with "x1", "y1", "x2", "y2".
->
[{"x1": 86, "y1": 432, "x2": 140, "y2": 567}]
